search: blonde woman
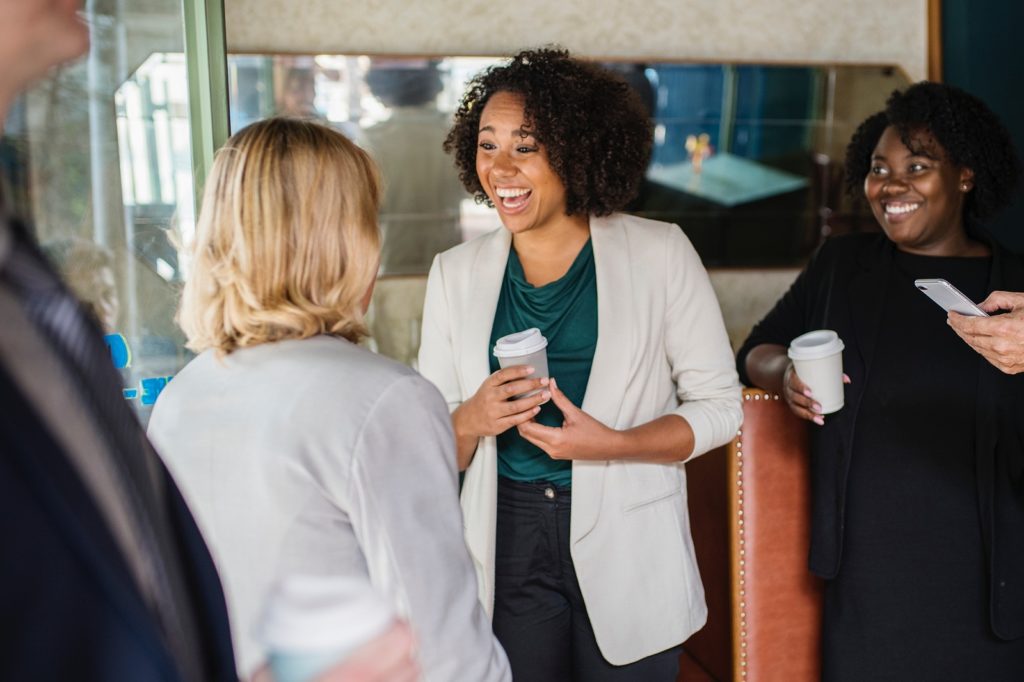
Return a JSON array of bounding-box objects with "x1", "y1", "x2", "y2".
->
[{"x1": 148, "y1": 118, "x2": 510, "y2": 682}]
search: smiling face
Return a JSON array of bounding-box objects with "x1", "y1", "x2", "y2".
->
[
  {"x1": 475, "y1": 91, "x2": 570, "y2": 236},
  {"x1": 864, "y1": 125, "x2": 974, "y2": 256}
]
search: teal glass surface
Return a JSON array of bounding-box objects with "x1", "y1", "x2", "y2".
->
[{"x1": 269, "y1": 650, "x2": 345, "y2": 682}]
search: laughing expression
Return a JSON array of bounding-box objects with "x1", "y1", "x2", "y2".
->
[
  {"x1": 864, "y1": 125, "x2": 974, "y2": 256},
  {"x1": 475, "y1": 91, "x2": 570, "y2": 236}
]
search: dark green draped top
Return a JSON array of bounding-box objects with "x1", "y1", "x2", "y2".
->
[{"x1": 488, "y1": 239, "x2": 598, "y2": 487}]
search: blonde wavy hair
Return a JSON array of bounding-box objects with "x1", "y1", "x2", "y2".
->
[{"x1": 179, "y1": 117, "x2": 381, "y2": 354}]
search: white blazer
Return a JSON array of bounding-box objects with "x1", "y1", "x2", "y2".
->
[
  {"x1": 149, "y1": 337, "x2": 510, "y2": 681},
  {"x1": 419, "y1": 212, "x2": 743, "y2": 665}
]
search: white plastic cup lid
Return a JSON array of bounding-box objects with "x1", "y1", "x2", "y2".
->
[
  {"x1": 493, "y1": 328, "x2": 548, "y2": 358},
  {"x1": 259, "y1": 575, "x2": 394, "y2": 654},
  {"x1": 787, "y1": 329, "x2": 845, "y2": 361}
]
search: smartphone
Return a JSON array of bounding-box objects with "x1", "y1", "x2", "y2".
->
[{"x1": 914, "y1": 278, "x2": 989, "y2": 317}]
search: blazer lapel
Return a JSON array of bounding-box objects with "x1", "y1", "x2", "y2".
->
[
  {"x1": 581, "y1": 214, "x2": 632, "y2": 424},
  {"x1": 460, "y1": 228, "x2": 511, "y2": 401},
  {"x1": 973, "y1": 236, "x2": 1018, "y2": 560},
  {"x1": 847, "y1": 243, "x2": 890, "y2": 375},
  {"x1": 837, "y1": 241, "x2": 892, "y2": 444},
  {"x1": 573, "y1": 214, "x2": 632, "y2": 543}
]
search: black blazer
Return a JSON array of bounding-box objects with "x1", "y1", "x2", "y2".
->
[{"x1": 737, "y1": 232, "x2": 1024, "y2": 640}]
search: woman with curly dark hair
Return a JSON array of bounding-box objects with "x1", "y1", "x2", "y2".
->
[
  {"x1": 418, "y1": 48, "x2": 742, "y2": 680},
  {"x1": 738, "y1": 81, "x2": 1024, "y2": 680}
]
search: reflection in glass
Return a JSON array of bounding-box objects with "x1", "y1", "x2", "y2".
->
[
  {"x1": 363, "y1": 59, "x2": 464, "y2": 277},
  {"x1": 228, "y1": 55, "x2": 909, "y2": 272},
  {"x1": 116, "y1": 53, "x2": 194, "y2": 276},
  {"x1": 41, "y1": 237, "x2": 120, "y2": 332},
  {"x1": 225, "y1": 54, "x2": 909, "y2": 364},
  {"x1": 227, "y1": 54, "x2": 503, "y2": 279},
  {"x1": 1, "y1": 2, "x2": 196, "y2": 426}
]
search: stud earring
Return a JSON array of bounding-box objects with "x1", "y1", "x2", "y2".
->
[{"x1": 960, "y1": 183, "x2": 970, "y2": 191}]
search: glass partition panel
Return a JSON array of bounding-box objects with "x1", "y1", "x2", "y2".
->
[
  {"x1": 227, "y1": 55, "x2": 909, "y2": 270},
  {"x1": 228, "y1": 55, "x2": 504, "y2": 279},
  {"x1": 2, "y1": 2, "x2": 199, "y2": 426},
  {"x1": 223, "y1": 55, "x2": 909, "y2": 364}
]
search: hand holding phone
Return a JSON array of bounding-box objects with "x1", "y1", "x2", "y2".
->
[{"x1": 914, "y1": 278, "x2": 989, "y2": 317}]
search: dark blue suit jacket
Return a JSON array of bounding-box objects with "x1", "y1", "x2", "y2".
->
[
  {"x1": 0, "y1": 219, "x2": 236, "y2": 680},
  {"x1": 0, "y1": 362, "x2": 237, "y2": 681}
]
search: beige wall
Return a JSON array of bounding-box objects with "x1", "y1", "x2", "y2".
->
[
  {"x1": 225, "y1": 0, "x2": 928, "y2": 81},
  {"x1": 225, "y1": 0, "x2": 926, "y2": 359},
  {"x1": 367, "y1": 268, "x2": 801, "y2": 366}
]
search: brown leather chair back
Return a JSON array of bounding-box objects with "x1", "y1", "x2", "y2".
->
[
  {"x1": 730, "y1": 389, "x2": 822, "y2": 681},
  {"x1": 683, "y1": 433, "x2": 733, "y2": 680},
  {"x1": 683, "y1": 389, "x2": 822, "y2": 681}
]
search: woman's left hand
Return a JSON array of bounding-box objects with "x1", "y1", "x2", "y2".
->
[{"x1": 516, "y1": 378, "x2": 621, "y2": 460}]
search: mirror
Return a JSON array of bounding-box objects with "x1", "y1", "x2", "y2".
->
[
  {"x1": 226, "y1": 55, "x2": 914, "y2": 365},
  {"x1": 226, "y1": 55, "x2": 910, "y2": 272}
]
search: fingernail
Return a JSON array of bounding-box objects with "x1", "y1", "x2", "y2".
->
[
  {"x1": 524, "y1": 366, "x2": 534, "y2": 374},
  {"x1": 541, "y1": 391, "x2": 550, "y2": 400},
  {"x1": 803, "y1": 390, "x2": 813, "y2": 398},
  {"x1": 813, "y1": 416, "x2": 824, "y2": 426},
  {"x1": 813, "y1": 403, "x2": 822, "y2": 413},
  {"x1": 540, "y1": 377, "x2": 549, "y2": 385}
]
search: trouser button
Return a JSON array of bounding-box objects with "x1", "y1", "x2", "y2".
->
[{"x1": 544, "y1": 486, "x2": 555, "y2": 500}]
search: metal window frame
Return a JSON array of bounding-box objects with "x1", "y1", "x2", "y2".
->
[{"x1": 182, "y1": 0, "x2": 229, "y2": 212}]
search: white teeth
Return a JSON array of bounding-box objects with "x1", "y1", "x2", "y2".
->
[
  {"x1": 885, "y1": 203, "x2": 921, "y2": 215},
  {"x1": 496, "y1": 187, "x2": 530, "y2": 198}
]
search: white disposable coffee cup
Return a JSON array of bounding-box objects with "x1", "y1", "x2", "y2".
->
[
  {"x1": 787, "y1": 329, "x2": 846, "y2": 414},
  {"x1": 493, "y1": 328, "x2": 549, "y2": 398},
  {"x1": 260, "y1": 575, "x2": 394, "y2": 682}
]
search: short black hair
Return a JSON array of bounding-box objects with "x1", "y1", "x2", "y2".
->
[
  {"x1": 366, "y1": 61, "x2": 443, "y2": 108},
  {"x1": 844, "y1": 81, "x2": 1022, "y2": 223},
  {"x1": 444, "y1": 47, "x2": 653, "y2": 217}
]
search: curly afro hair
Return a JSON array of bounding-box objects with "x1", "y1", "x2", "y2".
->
[
  {"x1": 443, "y1": 47, "x2": 653, "y2": 217},
  {"x1": 844, "y1": 81, "x2": 1022, "y2": 224}
]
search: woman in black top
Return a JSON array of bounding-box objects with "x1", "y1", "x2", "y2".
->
[{"x1": 737, "y1": 82, "x2": 1024, "y2": 680}]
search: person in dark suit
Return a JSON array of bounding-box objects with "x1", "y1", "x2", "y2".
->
[
  {"x1": 0, "y1": 214, "x2": 239, "y2": 681},
  {"x1": 0, "y1": 2, "x2": 239, "y2": 680},
  {"x1": 1, "y1": 7, "x2": 420, "y2": 681},
  {"x1": 737, "y1": 82, "x2": 1024, "y2": 680}
]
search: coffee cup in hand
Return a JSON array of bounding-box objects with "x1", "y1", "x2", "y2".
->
[
  {"x1": 493, "y1": 328, "x2": 549, "y2": 399},
  {"x1": 787, "y1": 329, "x2": 845, "y2": 414},
  {"x1": 260, "y1": 575, "x2": 395, "y2": 682}
]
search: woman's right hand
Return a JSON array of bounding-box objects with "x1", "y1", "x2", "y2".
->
[
  {"x1": 745, "y1": 343, "x2": 849, "y2": 427},
  {"x1": 782, "y1": 363, "x2": 852, "y2": 426},
  {"x1": 782, "y1": 362, "x2": 825, "y2": 425},
  {"x1": 451, "y1": 366, "x2": 550, "y2": 469}
]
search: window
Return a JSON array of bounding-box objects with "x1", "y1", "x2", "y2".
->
[
  {"x1": 1, "y1": 4, "x2": 200, "y2": 425},
  {"x1": 224, "y1": 55, "x2": 908, "y2": 364}
]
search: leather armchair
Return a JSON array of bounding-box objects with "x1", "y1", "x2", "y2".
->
[{"x1": 681, "y1": 389, "x2": 822, "y2": 681}]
